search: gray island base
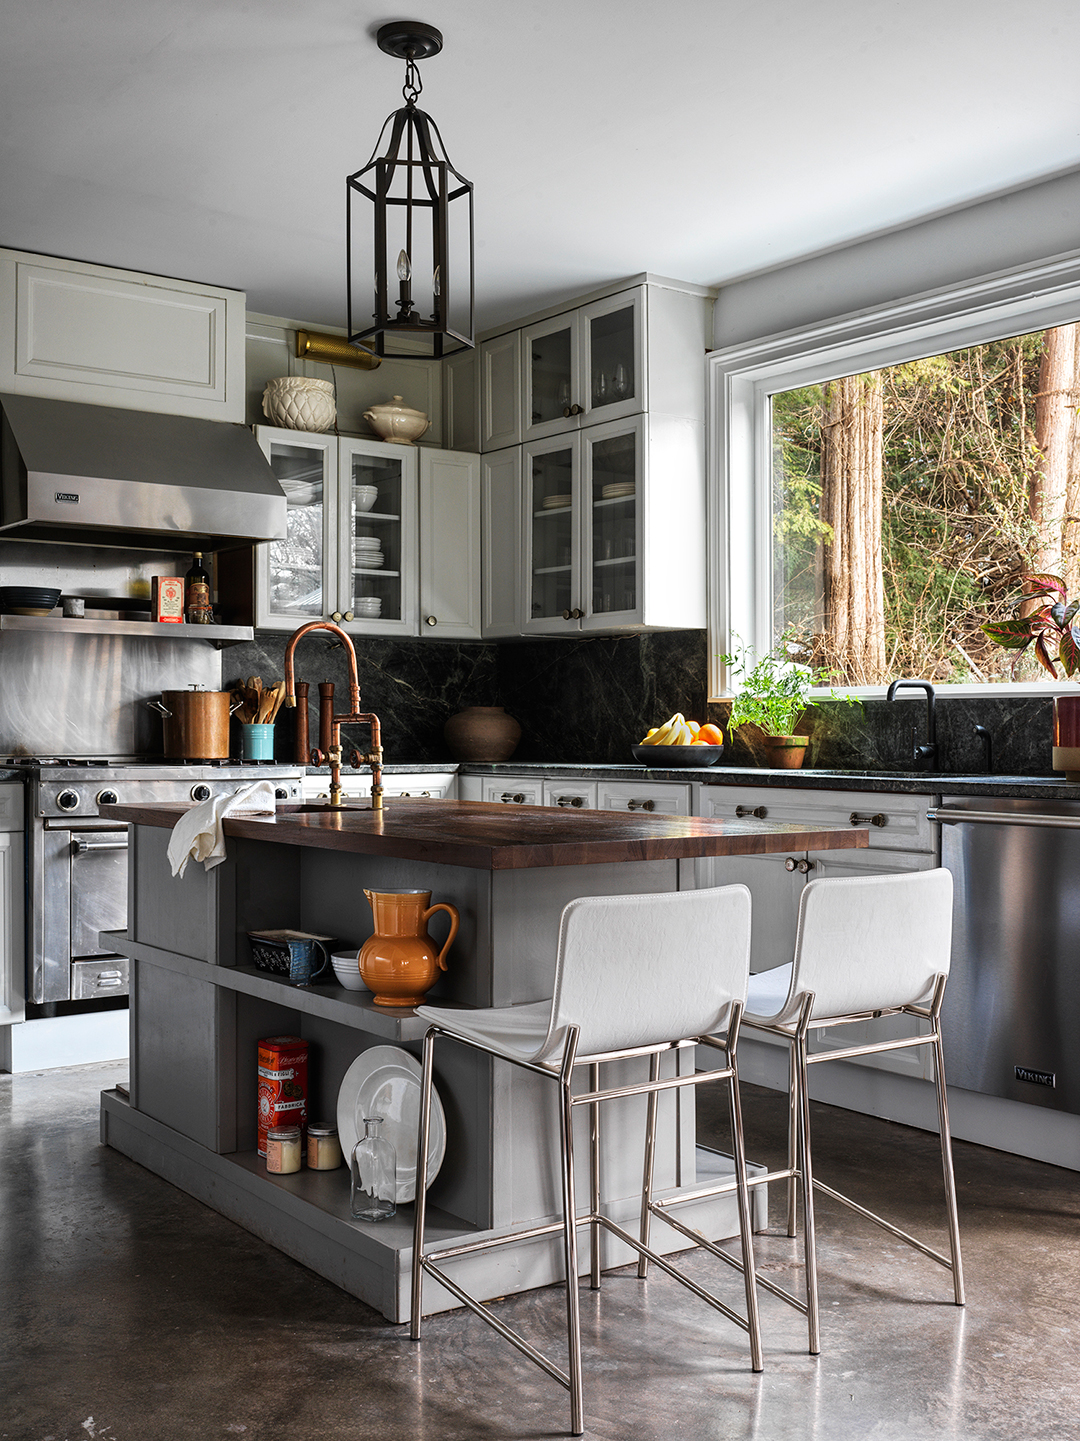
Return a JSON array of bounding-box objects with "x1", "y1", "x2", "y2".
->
[{"x1": 99, "y1": 799, "x2": 867, "y2": 1322}]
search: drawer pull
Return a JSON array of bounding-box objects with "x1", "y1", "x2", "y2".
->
[
  {"x1": 501, "y1": 792, "x2": 526, "y2": 804},
  {"x1": 785, "y1": 857, "x2": 814, "y2": 874},
  {"x1": 556, "y1": 795, "x2": 585, "y2": 807},
  {"x1": 850, "y1": 812, "x2": 887, "y2": 828},
  {"x1": 735, "y1": 805, "x2": 767, "y2": 819},
  {"x1": 627, "y1": 798, "x2": 655, "y2": 812}
]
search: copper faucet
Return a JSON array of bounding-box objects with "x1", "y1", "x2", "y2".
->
[{"x1": 283, "y1": 621, "x2": 384, "y2": 810}]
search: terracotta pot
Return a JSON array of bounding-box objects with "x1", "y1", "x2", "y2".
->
[
  {"x1": 764, "y1": 734, "x2": 809, "y2": 770},
  {"x1": 359, "y1": 889, "x2": 460, "y2": 1007},
  {"x1": 1052, "y1": 694, "x2": 1080, "y2": 781},
  {"x1": 444, "y1": 706, "x2": 522, "y2": 763},
  {"x1": 148, "y1": 688, "x2": 239, "y2": 760}
]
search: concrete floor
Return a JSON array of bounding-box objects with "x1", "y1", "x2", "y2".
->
[{"x1": 2, "y1": 1063, "x2": 1078, "y2": 1441}]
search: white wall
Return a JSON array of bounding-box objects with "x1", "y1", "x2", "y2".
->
[{"x1": 714, "y1": 165, "x2": 1080, "y2": 348}]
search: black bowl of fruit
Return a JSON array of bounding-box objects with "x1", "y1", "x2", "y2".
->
[{"x1": 632, "y1": 714, "x2": 725, "y2": 767}]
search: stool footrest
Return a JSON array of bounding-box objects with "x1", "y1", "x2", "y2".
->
[
  {"x1": 814, "y1": 1180, "x2": 956, "y2": 1270},
  {"x1": 647, "y1": 1202, "x2": 809, "y2": 1317},
  {"x1": 596, "y1": 1216, "x2": 753, "y2": 1337}
]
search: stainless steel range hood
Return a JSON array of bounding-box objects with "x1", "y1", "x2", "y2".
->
[{"x1": 0, "y1": 393, "x2": 287, "y2": 550}]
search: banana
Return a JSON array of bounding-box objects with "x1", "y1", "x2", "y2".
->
[{"x1": 640, "y1": 713, "x2": 684, "y2": 746}]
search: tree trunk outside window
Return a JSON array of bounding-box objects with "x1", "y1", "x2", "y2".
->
[
  {"x1": 819, "y1": 373, "x2": 887, "y2": 683},
  {"x1": 1031, "y1": 323, "x2": 1080, "y2": 585}
]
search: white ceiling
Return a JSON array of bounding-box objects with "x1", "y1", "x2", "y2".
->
[{"x1": 3, "y1": 0, "x2": 1080, "y2": 334}]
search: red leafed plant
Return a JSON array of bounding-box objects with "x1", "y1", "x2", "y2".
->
[{"x1": 981, "y1": 574, "x2": 1080, "y2": 677}]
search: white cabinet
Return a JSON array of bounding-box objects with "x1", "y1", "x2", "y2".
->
[
  {"x1": 480, "y1": 331, "x2": 522, "y2": 450},
  {"x1": 481, "y1": 447, "x2": 521, "y2": 638},
  {"x1": 302, "y1": 772, "x2": 456, "y2": 801},
  {"x1": 0, "y1": 783, "x2": 25, "y2": 1028},
  {"x1": 479, "y1": 777, "x2": 544, "y2": 806},
  {"x1": 419, "y1": 449, "x2": 481, "y2": 639},
  {"x1": 522, "y1": 415, "x2": 705, "y2": 634},
  {"x1": 542, "y1": 779, "x2": 597, "y2": 809},
  {"x1": 0, "y1": 248, "x2": 245, "y2": 422},
  {"x1": 598, "y1": 780, "x2": 691, "y2": 816},
  {"x1": 253, "y1": 427, "x2": 478, "y2": 639}
]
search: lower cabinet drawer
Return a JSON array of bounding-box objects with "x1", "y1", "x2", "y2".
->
[
  {"x1": 598, "y1": 781, "x2": 691, "y2": 816},
  {"x1": 71, "y1": 957, "x2": 130, "y2": 1000},
  {"x1": 542, "y1": 780, "x2": 597, "y2": 810},
  {"x1": 695, "y1": 783, "x2": 937, "y2": 853},
  {"x1": 480, "y1": 777, "x2": 543, "y2": 806}
]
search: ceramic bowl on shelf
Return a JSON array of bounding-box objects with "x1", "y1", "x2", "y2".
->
[
  {"x1": 331, "y1": 950, "x2": 368, "y2": 991},
  {"x1": 354, "y1": 598, "x2": 382, "y2": 618},
  {"x1": 355, "y1": 485, "x2": 378, "y2": 512},
  {"x1": 0, "y1": 586, "x2": 62, "y2": 615},
  {"x1": 631, "y1": 744, "x2": 724, "y2": 768}
]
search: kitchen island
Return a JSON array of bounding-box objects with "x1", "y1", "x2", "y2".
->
[{"x1": 100, "y1": 798, "x2": 867, "y2": 1321}]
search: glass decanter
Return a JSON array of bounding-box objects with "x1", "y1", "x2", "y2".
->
[{"x1": 350, "y1": 1117, "x2": 397, "y2": 1222}]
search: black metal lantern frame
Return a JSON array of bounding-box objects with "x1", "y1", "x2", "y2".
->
[{"x1": 347, "y1": 23, "x2": 474, "y2": 359}]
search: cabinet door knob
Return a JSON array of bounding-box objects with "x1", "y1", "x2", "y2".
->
[
  {"x1": 572, "y1": 607, "x2": 583, "y2": 620},
  {"x1": 570, "y1": 403, "x2": 583, "y2": 416},
  {"x1": 344, "y1": 610, "x2": 354, "y2": 621},
  {"x1": 500, "y1": 792, "x2": 526, "y2": 804},
  {"x1": 426, "y1": 615, "x2": 438, "y2": 626},
  {"x1": 627, "y1": 798, "x2": 655, "y2": 812},
  {"x1": 562, "y1": 609, "x2": 572, "y2": 620},
  {"x1": 331, "y1": 611, "x2": 343, "y2": 622},
  {"x1": 784, "y1": 857, "x2": 814, "y2": 873},
  {"x1": 556, "y1": 795, "x2": 584, "y2": 807},
  {"x1": 850, "y1": 811, "x2": 887, "y2": 827},
  {"x1": 735, "y1": 805, "x2": 767, "y2": 819}
]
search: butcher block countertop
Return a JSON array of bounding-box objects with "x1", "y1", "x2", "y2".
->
[{"x1": 101, "y1": 797, "x2": 869, "y2": 871}]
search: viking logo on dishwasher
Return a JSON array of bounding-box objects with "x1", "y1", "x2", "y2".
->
[{"x1": 54, "y1": 492, "x2": 79, "y2": 504}]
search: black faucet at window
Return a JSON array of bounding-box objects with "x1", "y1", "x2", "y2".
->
[{"x1": 885, "y1": 679, "x2": 937, "y2": 769}]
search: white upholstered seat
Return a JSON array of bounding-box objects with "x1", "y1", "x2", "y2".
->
[{"x1": 411, "y1": 884, "x2": 759, "y2": 1437}]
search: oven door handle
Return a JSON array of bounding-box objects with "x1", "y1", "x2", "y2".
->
[{"x1": 71, "y1": 835, "x2": 129, "y2": 854}]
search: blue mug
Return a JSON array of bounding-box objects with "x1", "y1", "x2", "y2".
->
[
  {"x1": 241, "y1": 723, "x2": 275, "y2": 762},
  {"x1": 249, "y1": 930, "x2": 331, "y2": 985}
]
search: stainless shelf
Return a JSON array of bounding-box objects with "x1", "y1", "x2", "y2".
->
[{"x1": 0, "y1": 614, "x2": 254, "y2": 648}]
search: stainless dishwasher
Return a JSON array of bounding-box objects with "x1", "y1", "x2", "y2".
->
[{"x1": 930, "y1": 796, "x2": 1080, "y2": 1114}]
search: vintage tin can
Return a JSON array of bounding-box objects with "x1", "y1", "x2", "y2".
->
[{"x1": 257, "y1": 1035, "x2": 308, "y2": 1157}]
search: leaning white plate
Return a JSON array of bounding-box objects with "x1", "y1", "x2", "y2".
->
[{"x1": 337, "y1": 1045, "x2": 446, "y2": 1203}]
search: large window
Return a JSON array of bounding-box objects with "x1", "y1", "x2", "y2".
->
[{"x1": 709, "y1": 256, "x2": 1080, "y2": 698}]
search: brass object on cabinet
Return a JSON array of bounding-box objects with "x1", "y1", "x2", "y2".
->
[{"x1": 296, "y1": 329, "x2": 382, "y2": 371}]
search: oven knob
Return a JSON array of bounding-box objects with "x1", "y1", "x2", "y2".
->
[
  {"x1": 57, "y1": 789, "x2": 80, "y2": 812},
  {"x1": 96, "y1": 789, "x2": 119, "y2": 807},
  {"x1": 275, "y1": 787, "x2": 289, "y2": 800},
  {"x1": 191, "y1": 784, "x2": 212, "y2": 802}
]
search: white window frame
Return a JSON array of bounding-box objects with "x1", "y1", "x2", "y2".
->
[{"x1": 707, "y1": 251, "x2": 1080, "y2": 701}]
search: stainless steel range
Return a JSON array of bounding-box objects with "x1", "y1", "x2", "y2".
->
[{"x1": 18, "y1": 758, "x2": 304, "y2": 1003}]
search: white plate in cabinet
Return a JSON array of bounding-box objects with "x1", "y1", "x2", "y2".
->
[
  {"x1": 542, "y1": 780, "x2": 597, "y2": 810},
  {"x1": 694, "y1": 785, "x2": 937, "y2": 854},
  {"x1": 598, "y1": 781, "x2": 690, "y2": 816},
  {"x1": 0, "y1": 250, "x2": 244, "y2": 421},
  {"x1": 480, "y1": 777, "x2": 543, "y2": 806}
]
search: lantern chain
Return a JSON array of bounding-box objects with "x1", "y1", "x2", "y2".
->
[{"x1": 402, "y1": 57, "x2": 422, "y2": 108}]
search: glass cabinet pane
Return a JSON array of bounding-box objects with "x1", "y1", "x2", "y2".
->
[
  {"x1": 350, "y1": 453, "x2": 403, "y2": 623},
  {"x1": 590, "y1": 431, "x2": 637, "y2": 615},
  {"x1": 265, "y1": 442, "x2": 326, "y2": 618},
  {"x1": 530, "y1": 326, "x2": 573, "y2": 427},
  {"x1": 589, "y1": 306, "x2": 635, "y2": 412},
  {"x1": 528, "y1": 448, "x2": 575, "y2": 622}
]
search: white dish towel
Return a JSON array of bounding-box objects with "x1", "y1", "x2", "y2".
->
[{"x1": 167, "y1": 780, "x2": 278, "y2": 879}]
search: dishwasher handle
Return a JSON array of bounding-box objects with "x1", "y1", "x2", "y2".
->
[
  {"x1": 928, "y1": 807, "x2": 1080, "y2": 830},
  {"x1": 72, "y1": 834, "x2": 130, "y2": 853}
]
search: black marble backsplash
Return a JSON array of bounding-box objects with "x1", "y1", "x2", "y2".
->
[{"x1": 226, "y1": 628, "x2": 1056, "y2": 775}]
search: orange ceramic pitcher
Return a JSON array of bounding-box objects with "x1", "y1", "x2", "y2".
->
[{"x1": 359, "y1": 889, "x2": 460, "y2": 1007}]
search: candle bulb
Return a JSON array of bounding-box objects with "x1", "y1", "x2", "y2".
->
[{"x1": 396, "y1": 249, "x2": 413, "y2": 317}]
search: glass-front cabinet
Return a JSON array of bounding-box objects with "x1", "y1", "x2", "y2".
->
[
  {"x1": 522, "y1": 418, "x2": 644, "y2": 634},
  {"x1": 254, "y1": 427, "x2": 417, "y2": 635},
  {"x1": 522, "y1": 290, "x2": 643, "y2": 441}
]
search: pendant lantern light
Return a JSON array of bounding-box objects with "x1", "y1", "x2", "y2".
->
[{"x1": 346, "y1": 21, "x2": 474, "y2": 359}]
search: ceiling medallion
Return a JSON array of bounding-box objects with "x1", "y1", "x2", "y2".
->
[{"x1": 346, "y1": 21, "x2": 475, "y2": 359}]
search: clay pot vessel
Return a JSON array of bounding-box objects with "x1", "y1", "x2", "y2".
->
[
  {"x1": 359, "y1": 889, "x2": 460, "y2": 1007},
  {"x1": 764, "y1": 734, "x2": 809, "y2": 770},
  {"x1": 444, "y1": 706, "x2": 522, "y2": 763}
]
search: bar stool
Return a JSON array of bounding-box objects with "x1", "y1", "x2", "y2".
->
[
  {"x1": 410, "y1": 884, "x2": 761, "y2": 1437},
  {"x1": 641, "y1": 868, "x2": 963, "y2": 1357},
  {"x1": 744, "y1": 867, "x2": 965, "y2": 1351}
]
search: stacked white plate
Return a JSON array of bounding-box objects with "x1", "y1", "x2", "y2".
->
[
  {"x1": 601, "y1": 482, "x2": 635, "y2": 500},
  {"x1": 542, "y1": 493, "x2": 572, "y2": 510},
  {"x1": 355, "y1": 537, "x2": 384, "y2": 568}
]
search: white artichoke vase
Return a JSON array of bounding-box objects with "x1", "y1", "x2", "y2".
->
[{"x1": 262, "y1": 377, "x2": 337, "y2": 433}]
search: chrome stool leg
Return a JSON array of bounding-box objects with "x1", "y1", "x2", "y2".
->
[
  {"x1": 930, "y1": 982, "x2": 965, "y2": 1305},
  {"x1": 636, "y1": 1051, "x2": 662, "y2": 1280},
  {"x1": 786, "y1": 1036, "x2": 799, "y2": 1237},
  {"x1": 727, "y1": 1024, "x2": 763, "y2": 1372},
  {"x1": 558, "y1": 1045, "x2": 585, "y2": 1435},
  {"x1": 795, "y1": 1023, "x2": 821, "y2": 1355},
  {"x1": 410, "y1": 1027, "x2": 437, "y2": 1340},
  {"x1": 589, "y1": 1062, "x2": 602, "y2": 1291}
]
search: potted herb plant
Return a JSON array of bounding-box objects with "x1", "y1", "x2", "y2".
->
[
  {"x1": 718, "y1": 640, "x2": 854, "y2": 769},
  {"x1": 981, "y1": 572, "x2": 1080, "y2": 779}
]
